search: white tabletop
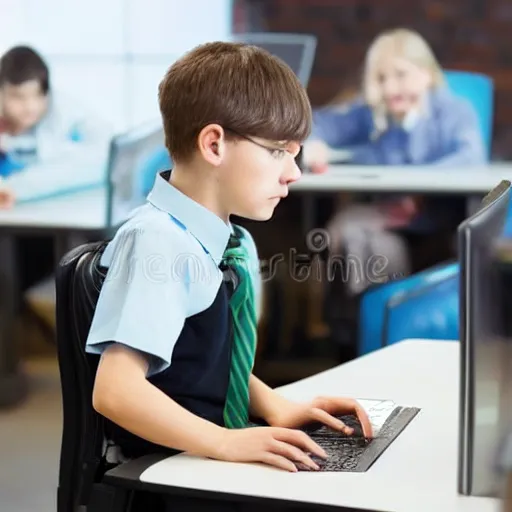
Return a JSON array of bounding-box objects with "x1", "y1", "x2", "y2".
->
[
  {"x1": 292, "y1": 163, "x2": 512, "y2": 194},
  {"x1": 138, "y1": 340, "x2": 501, "y2": 512},
  {"x1": 1, "y1": 162, "x2": 511, "y2": 231},
  {"x1": 0, "y1": 187, "x2": 108, "y2": 230}
]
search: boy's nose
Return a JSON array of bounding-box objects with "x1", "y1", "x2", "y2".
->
[{"x1": 284, "y1": 160, "x2": 302, "y2": 185}]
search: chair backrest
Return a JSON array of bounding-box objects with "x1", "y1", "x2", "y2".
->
[
  {"x1": 358, "y1": 261, "x2": 459, "y2": 356},
  {"x1": 55, "y1": 241, "x2": 109, "y2": 511},
  {"x1": 135, "y1": 146, "x2": 172, "y2": 198},
  {"x1": 444, "y1": 70, "x2": 494, "y2": 156},
  {"x1": 382, "y1": 272, "x2": 459, "y2": 346},
  {"x1": 106, "y1": 120, "x2": 166, "y2": 228}
]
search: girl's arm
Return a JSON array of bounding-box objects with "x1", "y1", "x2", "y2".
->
[
  {"x1": 309, "y1": 100, "x2": 373, "y2": 148},
  {"x1": 431, "y1": 99, "x2": 487, "y2": 167}
]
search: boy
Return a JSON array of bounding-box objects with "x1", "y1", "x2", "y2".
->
[
  {"x1": 86, "y1": 42, "x2": 372, "y2": 511},
  {"x1": 0, "y1": 45, "x2": 111, "y2": 206},
  {"x1": 0, "y1": 45, "x2": 112, "y2": 293}
]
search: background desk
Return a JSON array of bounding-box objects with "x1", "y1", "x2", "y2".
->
[
  {"x1": 105, "y1": 340, "x2": 501, "y2": 512},
  {"x1": 0, "y1": 186, "x2": 108, "y2": 231},
  {"x1": 292, "y1": 163, "x2": 512, "y2": 238},
  {"x1": 292, "y1": 163, "x2": 512, "y2": 193}
]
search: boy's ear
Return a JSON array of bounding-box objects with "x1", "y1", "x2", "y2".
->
[{"x1": 197, "y1": 123, "x2": 225, "y2": 166}]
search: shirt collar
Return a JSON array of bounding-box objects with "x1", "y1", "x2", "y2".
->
[{"x1": 147, "y1": 170, "x2": 231, "y2": 265}]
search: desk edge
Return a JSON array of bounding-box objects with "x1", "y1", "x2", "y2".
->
[{"x1": 103, "y1": 454, "x2": 388, "y2": 511}]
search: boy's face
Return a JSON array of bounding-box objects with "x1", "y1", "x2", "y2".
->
[
  {"x1": 0, "y1": 79, "x2": 49, "y2": 132},
  {"x1": 198, "y1": 125, "x2": 302, "y2": 221},
  {"x1": 376, "y1": 56, "x2": 432, "y2": 117}
]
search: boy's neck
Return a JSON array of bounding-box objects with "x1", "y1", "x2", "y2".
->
[{"x1": 168, "y1": 165, "x2": 230, "y2": 224}]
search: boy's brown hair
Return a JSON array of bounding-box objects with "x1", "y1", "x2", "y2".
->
[
  {"x1": 0, "y1": 46, "x2": 49, "y2": 94},
  {"x1": 158, "y1": 41, "x2": 312, "y2": 163}
]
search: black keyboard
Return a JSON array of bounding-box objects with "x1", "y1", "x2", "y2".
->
[{"x1": 296, "y1": 406, "x2": 420, "y2": 472}]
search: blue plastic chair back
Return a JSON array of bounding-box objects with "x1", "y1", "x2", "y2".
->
[
  {"x1": 384, "y1": 273, "x2": 459, "y2": 347},
  {"x1": 135, "y1": 147, "x2": 172, "y2": 198},
  {"x1": 502, "y1": 209, "x2": 512, "y2": 239},
  {"x1": 358, "y1": 261, "x2": 459, "y2": 356},
  {"x1": 444, "y1": 70, "x2": 494, "y2": 157}
]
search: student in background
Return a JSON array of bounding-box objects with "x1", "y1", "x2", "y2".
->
[
  {"x1": 0, "y1": 45, "x2": 112, "y2": 293},
  {"x1": 0, "y1": 45, "x2": 112, "y2": 208},
  {"x1": 303, "y1": 28, "x2": 485, "y2": 295}
]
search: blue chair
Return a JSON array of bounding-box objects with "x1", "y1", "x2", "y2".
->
[
  {"x1": 445, "y1": 71, "x2": 512, "y2": 241},
  {"x1": 135, "y1": 147, "x2": 172, "y2": 198},
  {"x1": 503, "y1": 212, "x2": 512, "y2": 239},
  {"x1": 383, "y1": 273, "x2": 459, "y2": 347},
  {"x1": 444, "y1": 70, "x2": 494, "y2": 157},
  {"x1": 358, "y1": 261, "x2": 459, "y2": 356}
]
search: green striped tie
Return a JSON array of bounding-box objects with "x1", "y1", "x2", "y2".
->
[{"x1": 221, "y1": 228, "x2": 257, "y2": 429}]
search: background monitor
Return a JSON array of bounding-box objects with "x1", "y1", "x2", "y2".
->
[
  {"x1": 232, "y1": 32, "x2": 317, "y2": 87},
  {"x1": 106, "y1": 120, "x2": 170, "y2": 228},
  {"x1": 458, "y1": 179, "x2": 512, "y2": 497}
]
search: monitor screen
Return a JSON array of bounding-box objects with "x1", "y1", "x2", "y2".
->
[
  {"x1": 458, "y1": 179, "x2": 512, "y2": 497},
  {"x1": 232, "y1": 33, "x2": 317, "y2": 87},
  {"x1": 106, "y1": 121, "x2": 170, "y2": 228}
]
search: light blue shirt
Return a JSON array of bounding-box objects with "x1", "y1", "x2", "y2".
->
[
  {"x1": 85, "y1": 171, "x2": 262, "y2": 376},
  {"x1": 0, "y1": 90, "x2": 113, "y2": 200}
]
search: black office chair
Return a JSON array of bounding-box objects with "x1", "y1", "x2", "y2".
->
[{"x1": 55, "y1": 240, "x2": 135, "y2": 512}]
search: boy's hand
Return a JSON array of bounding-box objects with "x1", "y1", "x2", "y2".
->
[
  {"x1": 215, "y1": 426, "x2": 328, "y2": 472},
  {"x1": 0, "y1": 187, "x2": 15, "y2": 209},
  {"x1": 266, "y1": 396, "x2": 373, "y2": 439}
]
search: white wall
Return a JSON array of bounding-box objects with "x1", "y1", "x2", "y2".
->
[{"x1": 0, "y1": 0, "x2": 233, "y2": 132}]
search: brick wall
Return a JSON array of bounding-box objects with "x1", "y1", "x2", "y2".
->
[{"x1": 234, "y1": 0, "x2": 512, "y2": 158}]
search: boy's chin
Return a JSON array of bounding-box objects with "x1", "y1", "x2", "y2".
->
[{"x1": 235, "y1": 206, "x2": 276, "y2": 222}]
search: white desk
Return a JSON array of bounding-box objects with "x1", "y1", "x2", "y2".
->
[
  {"x1": 292, "y1": 163, "x2": 512, "y2": 194},
  {"x1": 0, "y1": 163, "x2": 509, "y2": 231},
  {"x1": 105, "y1": 340, "x2": 502, "y2": 511},
  {"x1": 327, "y1": 148, "x2": 354, "y2": 163},
  {"x1": 0, "y1": 186, "x2": 108, "y2": 231}
]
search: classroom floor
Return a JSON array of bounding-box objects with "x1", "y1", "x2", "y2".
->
[{"x1": 0, "y1": 356, "x2": 61, "y2": 512}]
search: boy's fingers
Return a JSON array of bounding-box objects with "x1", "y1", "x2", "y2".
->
[
  {"x1": 271, "y1": 440, "x2": 319, "y2": 471},
  {"x1": 354, "y1": 405, "x2": 374, "y2": 438},
  {"x1": 309, "y1": 407, "x2": 353, "y2": 435},
  {"x1": 273, "y1": 428, "x2": 327, "y2": 459},
  {"x1": 312, "y1": 397, "x2": 373, "y2": 438},
  {"x1": 260, "y1": 452, "x2": 298, "y2": 473}
]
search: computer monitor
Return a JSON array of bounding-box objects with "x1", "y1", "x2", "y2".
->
[
  {"x1": 232, "y1": 32, "x2": 317, "y2": 87},
  {"x1": 106, "y1": 120, "x2": 170, "y2": 228},
  {"x1": 458, "y1": 179, "x2": 512, "y2": 497}
]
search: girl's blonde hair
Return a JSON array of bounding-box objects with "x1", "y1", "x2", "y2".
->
[{"x1": 362, "y1": 28, "x2": 445, "y2": 134}]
